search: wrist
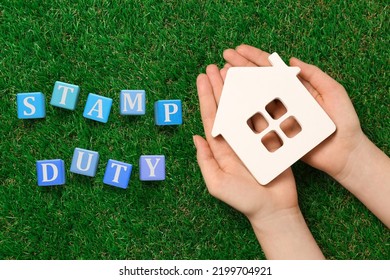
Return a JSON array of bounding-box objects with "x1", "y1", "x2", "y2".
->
[
  {"x1": 332, "y1": 133, "x2": 371, "y2": 185},
  {"x1": 248, "y1": 206, "x2": 302, "y2": 235},
  {"x1": 248, "y1": 207, "x2": 325, "y2": 259},
  {"x1": 327, "y1": 130, "x2": 367, "y2": 183},
  {"x1": 330, "y1": 134, "x2": 390, "y2": 227}
]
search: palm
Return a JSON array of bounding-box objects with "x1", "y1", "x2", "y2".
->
[{"x1": 195, "y1": 64, "x2": 297, "y2": 220}]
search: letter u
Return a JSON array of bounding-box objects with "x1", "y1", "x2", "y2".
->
[{"x1": 76, "y1": 151, "x2": 94, "y2": 171}]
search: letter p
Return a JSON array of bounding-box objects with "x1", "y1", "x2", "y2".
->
[{"x1": 154, "y1": 100, "x2": 182, "y2": 125}]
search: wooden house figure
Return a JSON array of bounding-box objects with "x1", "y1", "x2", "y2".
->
[{"x1": 212, "y1": 53, "x2": 336, "y2": 185}]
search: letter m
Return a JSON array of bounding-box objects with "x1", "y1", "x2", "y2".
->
[{"x1": 120, "y1": 90, "x2": 145, "y2": 115}]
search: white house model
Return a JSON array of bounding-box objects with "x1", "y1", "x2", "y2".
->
[{"x1": 212, "y1": 53, "x2": 336, "y2": 185}]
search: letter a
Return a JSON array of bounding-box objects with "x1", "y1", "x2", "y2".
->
[{"x1": 87, "y1": 99, "x2": 103, "y2": 119}]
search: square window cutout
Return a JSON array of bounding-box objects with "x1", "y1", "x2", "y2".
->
[
  {"x1": 280, "y1": 116, "x2": 302, "y2": 138},
  {"x1": 265, "y1": 98, "x2": 287, "y2": 120},
  {"x1": 247, "y1": 112, "x2": 268, "y2": 134},
  {"x1": 261, "y1": 131, "x2": 283, "y2": 152}
]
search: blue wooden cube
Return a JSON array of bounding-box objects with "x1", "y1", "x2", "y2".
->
[
  {"x1": 83, "y1": 93, "x2": 113, "y2": 123},
  {"x1": 36, "y1": 159, "x2": 65, "y2": 186},
  {"x1": 70, "y1": 148, "x2": 99, "y2": 177},
  {"x1": 120, "y1": 90, "x2": 146, "y2": 115},
  {"x1": 17, "y1": 92, "x2": 46, "y2": 119},
  {"x1": 50, "y1": 81, "x2": 80, "y2": 110},
  {"x1": 154, "y1": 100, "x2": 182, "y2": 125},
  {"x1": 103, "y1": 159, "x2": 133, "y2": 189},
  {"x1": 139, "y1": 155, "x2": 165, "y2": 181}
]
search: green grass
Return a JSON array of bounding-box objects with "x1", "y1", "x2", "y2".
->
[{"x1": 0, "y1": 0, "x2": 389, "y2": 259}]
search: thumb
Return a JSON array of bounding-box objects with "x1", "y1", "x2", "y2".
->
[
  {"x1": 193, "y1": 135, "x2": 223, "y2": 195},
  {"x1": 289, "y1": 57, "x2": 345, "y2": 99}
]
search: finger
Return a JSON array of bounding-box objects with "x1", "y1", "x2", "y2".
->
[
  {"x1": 247, "y1": 112, "x2": 269, "y2": 134},
  {"x1": 220, "y1": 63, "x2": 232, "y2": 81},
  {"x1": 196, "y1": 73, "x2": 217, "y2": 137},
  {"x1": 235, "y1": 44, "x2": 272, "y2": 66},
  {"x1": 297, "y1": 75, "x2": 319, "y2": 98},
  {"x1": 261, "y1": 131, "x2": 283, "y2": 152},
  {"x1": 196, "y1": 73, "x2": 245, "y2": 167},
  {"x1": 193, "y1": 135, "x2": 224, "y2": 191},
  {"x1": 206, "y1": 64, "x2": 224, "y2": 104},
  {"x1": 280, "y1": 116, "x2": 302, "y2": 138},
  {"x1": 220, "y1": 67, "x2": 228, "y2": 81},
  {"x1": 289, "y1": 57, "x2": 345, "y2": 100},
  {"x1": 223, "y1": 48, "x2": 257, "y2": 67},
  {"x1": 265, "y1": 99, "x2": 287, "y2": 120}
]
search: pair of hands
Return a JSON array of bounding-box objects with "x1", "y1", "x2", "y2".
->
[{"x1": 194, "y1": 45, "x2": 364, "y2": 226}]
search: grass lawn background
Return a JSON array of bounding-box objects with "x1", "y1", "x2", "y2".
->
[{"x1": 0, "y1": 0, "x2": 388, "y2": 259}]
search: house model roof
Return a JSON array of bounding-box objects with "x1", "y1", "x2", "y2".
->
[{"x1": 212, "y1": 53, "x2": 336, "y2": 185}]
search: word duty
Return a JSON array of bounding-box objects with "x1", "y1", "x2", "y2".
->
[{"x1": 37, "y1": 148, "x2": 165, "y2": 188}]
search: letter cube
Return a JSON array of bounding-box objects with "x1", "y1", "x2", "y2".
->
[
  {"x1": 139, "y1": 155, "x2": 165, "y2": 181},
  {"x1": 36, "y1": 159, "x2": 65, "y2": 186},
  {"x1": 154, "y1": 100, "x2": 182, "y2": 125},
  {"x1": 50, "y1": 81, "x2": 80, "y2": 110},
  {"x1": 70, "y1": 148, "x2": 99, "y2": 177},
  {"x1": 17, "y1": 92, "x2": 46, "y2": 119},
  {"x1": 120, "y1": 90, "x2": 146, "y2": 115},
  {"x1": 103, "y1": 159, "x2": 133, "y2": 189},
  {"x1": 83, "y1": 93, "x2": 113, "y2": 123}
]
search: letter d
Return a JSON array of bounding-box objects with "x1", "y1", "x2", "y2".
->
[{"x1": 41, "y1": 163, "x2": 59, "y2": 182}]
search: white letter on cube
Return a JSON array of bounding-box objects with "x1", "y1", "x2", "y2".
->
[
  {"x1": 139, "y1": 155, "x2": 165, "y2": 181},
  {"x1": 103, "y1": 159, "x2": 133, "y2": 189},
  {"x1": 50, "y1": 81, "x2": 80, "y2": 110},
  {"x1": 36, "y1": 159, "x2": 65, "y2": 186},
  {"x1": 83, "y1": 93, "x2": 113, "y2": 123},
  {"x1": 17, "y1": 92, "x2": 46, "y2": 119},
  {"x1": 154, "y1": 100, "x2": 182, "y2": 125},
  {"x1": 120, "y1": 90, "x2": 146, "y2": 115},
  {"x1": 70, "y1": 148, "x2": 99, "y2": 177}
]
